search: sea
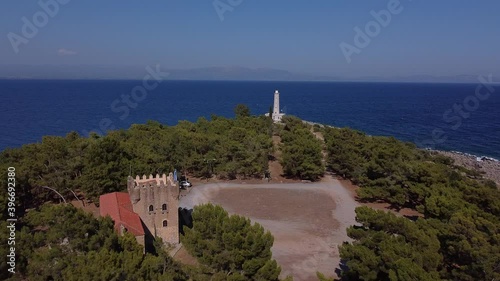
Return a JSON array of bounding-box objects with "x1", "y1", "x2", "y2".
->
[{"x1": 1, "y1": 79, "x2": 499, "y2": 159}]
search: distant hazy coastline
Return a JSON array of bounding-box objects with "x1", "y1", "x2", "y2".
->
[{"x1": 1, "y1": 65, "x2": 498, "y2": 83}]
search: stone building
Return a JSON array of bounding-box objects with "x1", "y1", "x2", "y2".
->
[
  {"x1": 100, "y1": 192, "x2": 146, "y2": 247},
  {"x1": 127, "y1": 173, "x2": 180, "y2": 245},
  {"x1": 100, "y1": 173, "x2": 180, "y2": 250}
]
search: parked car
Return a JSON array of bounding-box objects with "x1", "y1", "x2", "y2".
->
[{"x1": 180, "y1": 180, "x2": 192, "y2": 188}]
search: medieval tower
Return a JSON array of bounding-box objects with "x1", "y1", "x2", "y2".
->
[{"x1": 127, "y1": 173, "x2": 179, "y2": 245}]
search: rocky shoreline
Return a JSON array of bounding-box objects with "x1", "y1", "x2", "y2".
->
[
  {"x1": 301, "y1": 120, "x2": 500, "y2": 187},
  {"x1": 433, "y1": 150, "x2": 500, "y2": 187}
]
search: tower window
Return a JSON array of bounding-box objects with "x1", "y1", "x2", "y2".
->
[
  {"x1": 162, "y1": 220, "x2": 168, "y2": 227},
  {"x1": 162, "y1": 204, "x2": 167, "y2": 211},
  {"x1": 148, "y1": 205, "x2": 154, "y2": 212}
]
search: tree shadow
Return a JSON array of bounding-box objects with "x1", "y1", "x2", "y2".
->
[
  {"x1": 178, "y1": 207, "x2": 193, "y2": 235},
  {"x1": 334, "y1": 258, "x2": 350, "y2": 281},
  {"x1": 142, "y1": 220, "x2": 156, "y2": 254}
]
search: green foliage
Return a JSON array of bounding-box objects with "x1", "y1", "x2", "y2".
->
[
  {"x1": 0, "y1": 110, "x2": 278, "y2": 280},
  {"x1": 280, "y1": 116, "x2": 324, "y2": 180},
  {"x1": 182, "y1": 204, "x2": 282, "y2": 280},
  {"x1": 325, "y1": 127, "x2": 500, "y2": 280},
  {"x1": 0, "y1": 112, "x2": 273, "y2": 209},
  {"x1": 80, "y1": 136, "x2": 130, "y2": 202},
  {"x1": 324, "y1": 127, "x2": 500, "y2": 215},
  {"x1": 234, "y1": 104, "x2": 251, "y2": 118},
  {"x1": 339, "y1": 207, "x2": 442, "y2": 281},
  {"x1": 316, "y1": 272, "x2": 335, "y2": 281},
  {"x1": 2, "y1": 204, "x2": 186, "y2": 281}
]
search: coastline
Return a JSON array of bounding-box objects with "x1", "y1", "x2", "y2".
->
[
  {"x1": 302, "y1": 119, "x2": 500, "y2": 187},
  {"x1": 432, "y1": 150, "x2": 500, "y2": 186}
]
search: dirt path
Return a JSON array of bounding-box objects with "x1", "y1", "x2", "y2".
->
[
  {"x1": 267, "y1": 134, "x2": 300, "y2": 183},
  {"x1": 310, "y1": 128, "x2": 328, "y2": 168},
  {"x1": 180, "y1": 177, "x2": 359, "y2": 281}
]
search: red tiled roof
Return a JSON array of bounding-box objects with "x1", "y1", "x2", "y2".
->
[{"x1": 99, "y1": 192, "x2": 145, "y2": 236}]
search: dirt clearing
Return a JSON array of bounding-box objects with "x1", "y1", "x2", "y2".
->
[{"x1": 180, "y1": 176, "x2": 359, "y2": 281}]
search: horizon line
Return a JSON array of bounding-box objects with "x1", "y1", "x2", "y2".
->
[{"x1": 1, "y1": 77, "x2": 498, "y2": 85}]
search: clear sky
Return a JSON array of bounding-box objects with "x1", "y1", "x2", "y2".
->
[{"x1": 0, "y1": 0, "x2": 499, "y2": 79}]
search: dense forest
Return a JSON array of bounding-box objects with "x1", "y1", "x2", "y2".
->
[
  {"x1": 323, "y1": 127, "x2": 500, "y2": 280},
  {"x1": 0, "y1": 107, "x2": 319, "y2": 280},
  {"x1": 0, "y1": 105, "x2": 275, "y2": 209},
  {"x1": 0, "y1": 202, "x2": 292, "y2": 281},
  {"x1": 279, "y1": 116, "x2": 324, "y2": 180},
  {"x1": 0, "y1": 204, "x2": 188, "y2": 280},
  {"x1": 1, "y1": 108, "x2": 499, "y2": 280},
  {"x1": 182, "y1": 204, "x2": 288, "y2": 281}
]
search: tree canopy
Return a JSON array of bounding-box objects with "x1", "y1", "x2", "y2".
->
[
  {"x1": 0, "y1": 204, "x2": 186, "y2": 281},
  {"x1": 3, "y1": 112, "x2": 498, "y2": 280},
  {"x1": 182, "y1": 203, "x2": 283, "y2": 281},
  {"x1": 279, "y1": 116, "x2": 324, "y2": 181},
  {"x1": 0, "y1": 110, "x2": 273, "y2": 206},
  {"x1": 322, "y1": 126, "x2": 500, "y2": 280},
  {"x1": 0, "y1": 109, "x2": 297, "y2": 280}
]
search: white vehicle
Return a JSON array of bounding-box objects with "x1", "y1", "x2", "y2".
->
[{"x1": 180, "y1": 181, "x2": 192, "y2": 188}]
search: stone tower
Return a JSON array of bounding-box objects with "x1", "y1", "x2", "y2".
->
[{"x1": 127, "y1": 173, "x2": 179, "y2": 245}]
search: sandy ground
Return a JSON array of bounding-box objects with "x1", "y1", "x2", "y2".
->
[{"x1": 180, "y1": 175, "x2": 359, "y2": 281}]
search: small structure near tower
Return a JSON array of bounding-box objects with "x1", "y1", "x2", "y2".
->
[
  {"x1": 100, "y1": 192, "x2": 146, "y2": 247},
  {"x1": 266, "y1": 90, "x2": 285, "y2": 122}
]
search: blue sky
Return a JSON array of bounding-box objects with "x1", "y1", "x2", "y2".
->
[{"x1": 0, "y1": 0, "x2": 499, "y2": 78}]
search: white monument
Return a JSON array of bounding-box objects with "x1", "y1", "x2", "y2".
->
[{"x1": 266, "y1": 90, "x2": 285, "y2": 122}]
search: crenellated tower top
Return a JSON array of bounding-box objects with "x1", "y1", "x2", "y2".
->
[{"x1": 129, "y1": 173, "x2": 177, "y2": 188}]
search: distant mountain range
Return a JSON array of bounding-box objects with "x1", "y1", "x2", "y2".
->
[
  {"x1": 0, "y1": 65, "x2": 496, "y2": 83},
  {"x1": 163, "y1": 66, "x2": 336, "y2": 81}
]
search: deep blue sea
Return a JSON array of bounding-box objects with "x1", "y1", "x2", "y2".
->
[{"x1": 1, "y1": 80, "x2": 499, "y2": 159}]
